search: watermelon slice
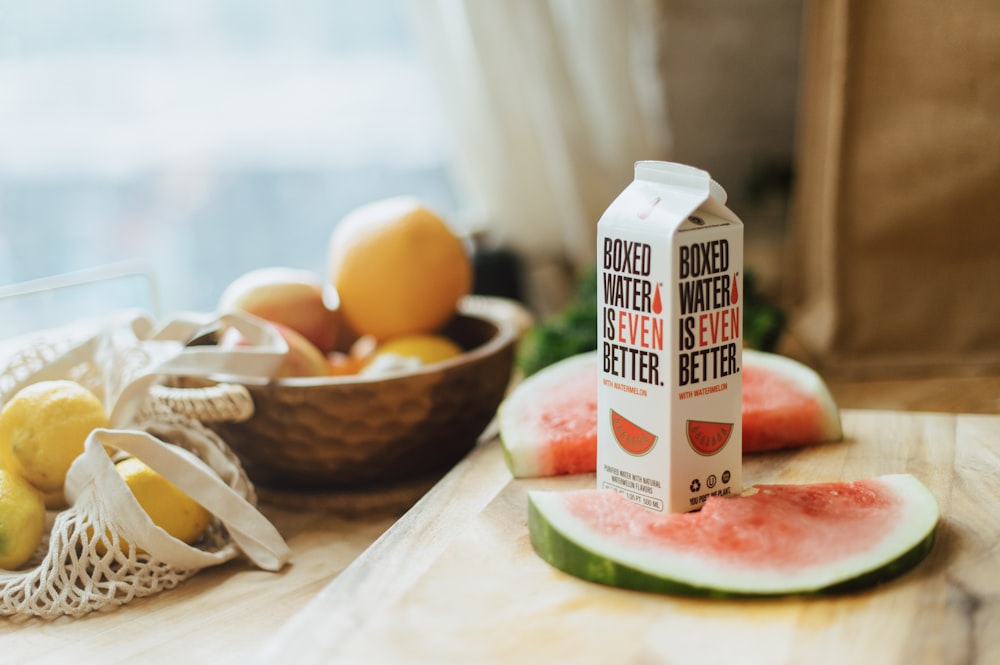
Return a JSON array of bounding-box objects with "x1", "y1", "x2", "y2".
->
[
  {"x1": 742, "y1": 349, "x2": 842, "y2": 452},
  {"x1": 498, "y1": 353, "x2": 598, "y2": 477},
  {"x1": 498, "y1": 349, "x2": 842, "y2": 478},
  {"x1": 528, "y1": 474, "x2": 939, "y2": 597}
]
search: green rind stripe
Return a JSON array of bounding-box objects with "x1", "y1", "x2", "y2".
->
[{"x1": 527, "y1": 496, "x2": 937, "y2": 599}]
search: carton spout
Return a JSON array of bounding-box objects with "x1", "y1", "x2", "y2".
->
[{"x1": 634, "y1": 161, "x2": 728, "y2": 206}]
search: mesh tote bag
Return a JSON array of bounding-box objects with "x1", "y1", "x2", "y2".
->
[{"x1": 0, "y1": 310, "x2": 292, "y2": 618}]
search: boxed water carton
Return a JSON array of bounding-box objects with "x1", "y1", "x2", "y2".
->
[{"x1": 596, "y1": 161, "x2": 743, "y2": 513}]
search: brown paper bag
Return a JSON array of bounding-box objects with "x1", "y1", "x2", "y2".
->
[{"x1": 786, "y1": 0, "x2": 1000, "y2": 377}]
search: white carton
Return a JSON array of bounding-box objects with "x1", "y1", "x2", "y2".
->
[{"x1": 596, "y1": 161, "x2": 743, "y2": 513}]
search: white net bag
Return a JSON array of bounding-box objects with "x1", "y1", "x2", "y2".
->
[{"x1": 0, "y1": 310, "x2": 292, "y2": 619}]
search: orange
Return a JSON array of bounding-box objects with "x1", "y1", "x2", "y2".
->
[{"x1": 327, "y1": 197, "x2": 472, "y2": 341}]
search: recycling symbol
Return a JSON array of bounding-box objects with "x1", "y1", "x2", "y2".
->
[{"x1": 689, "y1": 478, "x2": 701, "y2": 492}]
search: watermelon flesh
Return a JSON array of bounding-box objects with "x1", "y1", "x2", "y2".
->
[
  {"x1": 529, "y1": 474, "x2": 939, "y2": 597},
  {"x1": 498, "y1": 349, "x2": 842, "y2": 478}
]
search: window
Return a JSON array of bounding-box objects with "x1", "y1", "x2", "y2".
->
[{"x1": 0, "y1": 0, "x2": 460, "y2": 329}]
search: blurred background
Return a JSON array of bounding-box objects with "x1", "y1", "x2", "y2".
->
[
  {"x1": 1, "y1": 0, "x2": 997, "y2": 377},
  {"x1": 0, "y1": 1, "x2": 458, "y2": 328}
]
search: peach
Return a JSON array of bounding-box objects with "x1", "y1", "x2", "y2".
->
[
  {"x1": 220, "y1": 323, "x2": 330, "y2": 379},
  {"x1": 219, "y1": 267, "x2": 340, "y2": 354}
]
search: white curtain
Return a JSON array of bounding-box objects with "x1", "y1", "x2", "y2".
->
[{"x1": 406, "y1": 0, "x2": 671, "y2": 314}]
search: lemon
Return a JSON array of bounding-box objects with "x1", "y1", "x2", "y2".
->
[
  {"x1": 2, "y1": 451, "x2": 69, "y2": 510},
  {"x1": 116, "y1": 457, "x2": 212, "y2": 546},
  {"x1": 327, "y1": 197, "x2": 472, "y2": 341},
  {"x1": 0, "y1": 380, "x2": 109, "y2": 494},
  {"x1": 369, "y1": 334, "x2": 464, "y2": 366},
  {"x1": 0, "y1": 468, "x2": 46, "y2": 570}
]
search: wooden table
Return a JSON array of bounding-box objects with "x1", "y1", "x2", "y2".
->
[{"x1": 1, "y1": 372, "x2": 998, "y2": 664}]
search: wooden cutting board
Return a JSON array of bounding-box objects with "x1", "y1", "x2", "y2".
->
[{"x1": 259, "y1": 409, "x2": 1000, "y2": 665}]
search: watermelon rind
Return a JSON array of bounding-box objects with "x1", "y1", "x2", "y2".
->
[
  {"x1": 498, "y1": 351, "x2": 598, "y2": 477},
  {"x1": 528, "y1": 474, "x2": 939, "y2": 598}
]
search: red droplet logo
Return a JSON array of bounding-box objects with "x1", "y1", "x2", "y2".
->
[
  {"x1": 731, "y1": 272, "x2": 739, "y2": 305},
  {"x1": 652, "y1": 283, "x2": 662, "y2": 314}
]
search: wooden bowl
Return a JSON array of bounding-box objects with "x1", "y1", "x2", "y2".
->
[{"x1": 187, "y1": 297, "x2": 521, "y2": 492}]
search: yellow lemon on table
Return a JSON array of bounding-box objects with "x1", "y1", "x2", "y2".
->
[
  {"x1": 2, "y1": 443, "x2": 70, "y2": 511},
  {"x1": 327, "y1": 197, "x2": 472, "y2": 342},
  {"x1": 0, "y1": 450, "x2": 67, "y2": 510},
  {"x1": 116, "y1": 457, "x2": 212, "y2": 546},
  {"x1": 0, "y1": 380, "x2": 109, "y2": 494},
  {"x1": 0, "y1": 468, "x2": 46, "y2": 570}
]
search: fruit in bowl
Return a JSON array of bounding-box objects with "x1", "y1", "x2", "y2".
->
[
  {"x1": 193, "y1": 296, "x2": 521, "y2": 491},
  {"x1": 217, "y1": 196, "x2": 478, "y2": 381},
  {"x1": 198, "y1": 198, "x2": 526, "y2": 491},
  {"x1": 219, "y1": 321, "x2": 331, "y2": 379},
  {"x1": 327, "y1": 196, "x2": 473, "y2": 342},
  {"x1": 357, "y1": 333, "x2": 464, "y2": 376},
  {"x1": 218, "y1": 266, "x2": 341, "y2": 354}
]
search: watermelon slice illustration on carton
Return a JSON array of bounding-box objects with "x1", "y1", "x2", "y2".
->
[
  {"x1": 610, "y1": 410, "x2": 657, "y2": 455},
  {"x1": 686, "y1": 419, "x2": 733, "y2": 456},
  {"x1": 528, "y1": 474, "x2": 939, "y2": 597},
  {"x1": 498, "y1": 349, "x2": 843, "y2": 478}
]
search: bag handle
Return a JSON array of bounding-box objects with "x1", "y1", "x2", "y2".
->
[
  {"x1": 147, "y1": 382, "x2": 255, "y2": 423},
  {"x1": 2, "y1": 309, "x2": 287, "y2": 428},
  {"x1": 66, "y1": 428, "x2": 291, "y2": 571},
  {"x1": 109, "y1": 310, "x2": 288, "y2": 427}
]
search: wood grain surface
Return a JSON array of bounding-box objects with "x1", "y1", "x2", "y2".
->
[
  {"x1": 0, "y1": 509, "x2": 400, "y2": 664},
  {"x1": 259, "y1": 409, "x2": 1000, "y2": 665},
  {"x1": 1, "y1": 369, "x2": 997, "y2": 664}
]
